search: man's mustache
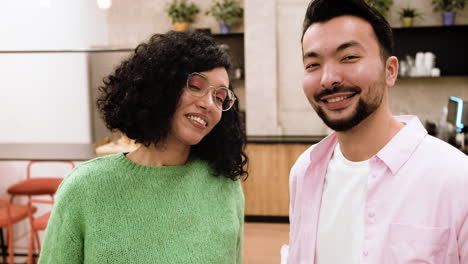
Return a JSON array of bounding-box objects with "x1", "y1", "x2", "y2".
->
[{"x1": 315, "y1": 86, "x2": 361, "y2": 101}]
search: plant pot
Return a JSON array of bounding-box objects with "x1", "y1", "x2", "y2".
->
[
  {"x1": 173, "y1": 22, "x2": 189, "y2": 32},
  {"x1": 218, "y1": 21, "x2": 230, "y2": 34},
  {"x1": 402, "y1": 17, "x2": 414, "y2": 27},
  {"x1": 442, "y1": 11, "x2": 456, "y2": 26}
]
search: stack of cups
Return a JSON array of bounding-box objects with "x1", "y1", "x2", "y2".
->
[
  {"x1": 424, "y1": 52, "x2": 436, "y2": 76},
  {"x1": 413, "y1": 52, "x2": 439, "y2": 77}
]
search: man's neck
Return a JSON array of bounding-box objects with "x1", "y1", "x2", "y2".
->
[
  {"x1": 126, "y1": 141, "x2": 190, "y2": 167},
  {"x1": 335, "y1": 107, "x2": 404, "y2": 162}
]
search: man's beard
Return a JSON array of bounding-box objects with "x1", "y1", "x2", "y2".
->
[{"x1": 314, "y1": 85, "x2": 383, "y2": 132}]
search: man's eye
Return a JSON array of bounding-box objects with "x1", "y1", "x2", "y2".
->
[
  {"x1": 343, "y1": 56, "x2": 359, "y2": 61},
  {"x1": 305, "y1": 63, "x2": 319, "y2": 69}
]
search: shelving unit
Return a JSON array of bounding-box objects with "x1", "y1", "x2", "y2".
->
[
  {"x1": 393, "y1": 25, "x2": 468, "y2": 76},
  {"x1": 211, "y1": 33, "x2": 246, "y2": 114},
  {"x1": 211, "y1": 33, "x2": 245, "y2": 80}
]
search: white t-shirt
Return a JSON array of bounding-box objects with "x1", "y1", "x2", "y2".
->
[{"x1": 315, "y1": 143, "x2": 370, "y2": 264}]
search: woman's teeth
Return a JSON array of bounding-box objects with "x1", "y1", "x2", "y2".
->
[{"x1": 187, "y1": 115, "x2": 207, "y2": 127}]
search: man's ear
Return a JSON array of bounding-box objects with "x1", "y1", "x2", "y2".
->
[{"x1": 385, "y1": 56, "x2": 399, "y2": 87}]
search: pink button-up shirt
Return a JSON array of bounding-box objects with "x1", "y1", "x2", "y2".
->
[{"x1": 288, "y1": 116, "x2": 468, "y2": 264}]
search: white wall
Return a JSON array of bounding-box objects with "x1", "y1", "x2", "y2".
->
[
  {"x1": 0, "y1": 53, "x2": 92, "y2": 143},
  {"x1": 0, "y1": 0, "x2": 108, "y2": 50},
  {"x1": 0, "y1": 0, "x2": 108, "y2": 143}
]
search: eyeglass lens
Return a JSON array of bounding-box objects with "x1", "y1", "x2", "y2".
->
[{"x1": 187, "y1": 74, "x2": 235, "y2": 111}]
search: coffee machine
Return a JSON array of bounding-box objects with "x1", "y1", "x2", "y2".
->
[{"x1": 447, "y1": 96, "x2": 468, "y2": 153}]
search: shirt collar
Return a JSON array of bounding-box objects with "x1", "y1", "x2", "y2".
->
[
  {"x1": 310, "y1": 115, "x2": 427, "y2": 175},
  {"x1": 309, "y1": 132, "x2": 337, "y2": 164},
  {"x1": 376, "y1": 115, "x2": 427, "y2": 174}
]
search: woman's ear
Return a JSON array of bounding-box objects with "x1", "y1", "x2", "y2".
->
[{"x1": 385, "y1": 56, "x2": 399, "y2": 87}]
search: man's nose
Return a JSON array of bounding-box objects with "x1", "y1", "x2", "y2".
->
[{"x1": 320, "y1": 64, "x2": 344, "y2": 90}]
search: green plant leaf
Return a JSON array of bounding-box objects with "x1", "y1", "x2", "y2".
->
[
  {"x1": 164, "y1": 0, "x2": 200, "y2": 23},
  {"x1": 206, "y1": 0, "x2": 244, "y2": 26}
]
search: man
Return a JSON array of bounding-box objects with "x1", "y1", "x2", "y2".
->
[{"x1": 287, "y1": 0, "x2": 468, "y2": 263}]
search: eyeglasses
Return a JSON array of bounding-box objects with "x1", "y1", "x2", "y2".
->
[{"x1": 185, "y1": 72, "x2": 236, "y2": 111}]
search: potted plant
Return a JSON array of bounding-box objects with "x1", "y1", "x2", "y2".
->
[
  {"x1": 365, "y1": 0, "x2": 394, "y2": 18},
  {"x1": 432, "y1": 0, "x2": 467, "y2": 26},
  {"x1": 205, "y1": 0, "x2": 243, "y2": 34},
  {"x1": 398, "y1": 7, "x2": 423, "y2": 27},
  {"x1": 165, "y1": 0, "x2": 200, "y2": 31}
]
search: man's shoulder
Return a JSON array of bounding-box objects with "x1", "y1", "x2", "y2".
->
[
  {"x1": 419, "y1": 135, "x2": 468, "y2": 166},
  {"x1": 412, "y1": 135, "x2": 468, "y2": 183}
]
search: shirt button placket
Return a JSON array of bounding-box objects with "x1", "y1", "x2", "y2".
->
[
  {"x1": 363, "y1": 209, "x2": 375, "y2": 262},
  {"x1": 368, "y1": 210, "x2": 376, "y2": 224},
  {"x1": 362, "y1": 249, "x2": 369, "y2": 264}
]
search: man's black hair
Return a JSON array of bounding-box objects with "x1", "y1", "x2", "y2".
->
[{"x1": 302, "y1": 0, "x2": 394, "y2": 59}]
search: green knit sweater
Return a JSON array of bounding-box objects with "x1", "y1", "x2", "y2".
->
[{"x1": 38, "y1": 153, "x2": 244, "y2": 264}]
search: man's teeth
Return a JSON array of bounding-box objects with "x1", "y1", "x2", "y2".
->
[
  {"x1": 187, "y1": 115, "x2": 207, "y2": 126},
  {"x1": 327, "y1": 95, "x2": 350, "y2": 103}
]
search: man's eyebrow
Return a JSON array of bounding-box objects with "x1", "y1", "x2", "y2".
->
[
  {"x1": 303, "y1": 51, "x2": 319, "y2": 60},
  {"x1": 336, "y1": 41, "x2": 364, "y2": 52},
  {"x1": 303, "y1": 41, "x2": 364, "y2": 60}
]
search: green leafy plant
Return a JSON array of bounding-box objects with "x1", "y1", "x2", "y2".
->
[
  {"x1": 432, "y1": 0, "x2": 467, "y2": 12},
  {"x1": 365, "y1": 0, "x2": 394, "y2": 17},
  {"x1": 165, "y1": 0, "x2": 200, "y2": 23},
  {"x1": 398, "y1": 7, "x2": 423, "y2": 18},
  {"x1": 205, "y1": 0, "x2": 244, "y2": 26}
]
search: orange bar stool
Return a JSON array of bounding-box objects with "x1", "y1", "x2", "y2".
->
[
  {"x1": 7, "y1": 160, "x2": 75, "y2": 264},
  {"x1": 0, "y1": 197, "x2": 36, "y2": 264},
  {"x1": 7, "y1": 161, "x2": 75, "y2": 200}
]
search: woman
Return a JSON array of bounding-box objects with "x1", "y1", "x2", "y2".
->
[{"x1": 39, "y1": 31, "x2": 248, "y2": 264}]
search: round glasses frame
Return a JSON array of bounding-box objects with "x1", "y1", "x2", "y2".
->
[{"x1": 185, "y1": 72, "x2": 236, "y2": 111}]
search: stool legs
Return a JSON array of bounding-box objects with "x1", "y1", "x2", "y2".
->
[
  {"x1": 7, "y1": 225, "x2": 13, "y2": 264},
  {"x1": 27, "y1": 228, "x2": 34, "y2": 264},
  {"x1": 0, "y1": 229, "x2": 7, "y2": 264}
]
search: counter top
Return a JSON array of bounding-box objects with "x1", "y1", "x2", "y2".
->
[
  {"x1": 0, "y1": 143, "x2": 96, "y2": 161},
  {"x1": 0, "y1": 137, "x2": 326, "y2": 161}
]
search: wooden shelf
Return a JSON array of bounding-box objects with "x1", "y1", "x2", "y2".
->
[
  {"x1": 393, "y1": 25, "x2": 468, "y2": 76},
  {"x1": 211, "y1": 32, "x2": 244, "y2": 38}
]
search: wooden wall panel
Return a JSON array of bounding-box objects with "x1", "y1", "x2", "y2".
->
[{"x1": 242, "y1": 143, "x2": 310, "y2": 216}]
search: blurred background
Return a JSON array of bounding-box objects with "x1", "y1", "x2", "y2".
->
[{"x1": 0, "y1": 0, "x2": 467, "y2": 263}]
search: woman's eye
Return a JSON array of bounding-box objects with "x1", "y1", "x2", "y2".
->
[
  {"x1": 215, "y1": 96, "x2": 225, "y2": 103},
  {"x1": 189, "y1": 84, "x2": 202, "y2": 91},
  {"x1": 215, "y1": 89, "x2": 228, "y2": 103}
]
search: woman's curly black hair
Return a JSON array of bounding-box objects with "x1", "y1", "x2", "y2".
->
[{"x1": 97, "y1": 30, "x2": 248, "y2": 180}]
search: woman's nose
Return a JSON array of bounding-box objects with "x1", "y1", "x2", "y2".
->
[{"x1": 195, "y1": 90, "x2": 216, "y2": 110}]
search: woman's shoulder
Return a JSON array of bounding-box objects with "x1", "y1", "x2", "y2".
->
[{"x1": 60, "y1": 154, "x2": 124, "y2": 188}]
